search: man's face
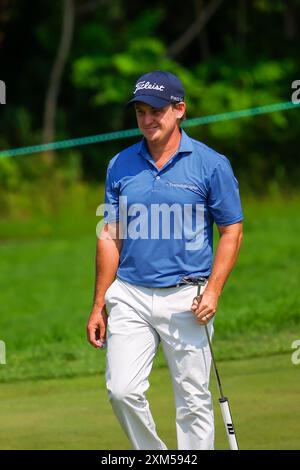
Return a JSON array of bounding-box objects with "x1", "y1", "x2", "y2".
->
[{"x1": 134, "y1": 102, "x2": 185, "y2": 144}]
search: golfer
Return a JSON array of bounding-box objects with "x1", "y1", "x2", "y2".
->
[{"x1": 87, "y1": 71, "x2": 243, "y2": 450}]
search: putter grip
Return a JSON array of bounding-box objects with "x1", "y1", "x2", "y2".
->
[{"x1": 219, "y1": 398, "x2": 239, "y2": 450}]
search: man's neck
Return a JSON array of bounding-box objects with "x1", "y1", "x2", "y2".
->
[{"x1": 147, "y1": 127, "x2": 181, "y2": 163}]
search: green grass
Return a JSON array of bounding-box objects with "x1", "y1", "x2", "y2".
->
[
  {"x1": 0, "y1": 190, "x2": 299, "y2": 450},
  {"x1": 0, "y1": 189, "x2": 300, "y2": 382},
  {"x1": 0, "y1": 353, "x2": 299, "y2": 450}
]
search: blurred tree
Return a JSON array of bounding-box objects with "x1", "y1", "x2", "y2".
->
[
  {"x1": 167, "y1": 0, "x2": 223, "y2": 58},
  {"x1": 0, "y1": 0, "x2": 13, "y2": 46},
  {"x1": 42, "y1": 0, "x2": 75, "y2": 164},
  {"x1": 283, "y1": 0, "x2": 297, "y2": 40},
  {"x1": 0, "y1": 0, "x2": 299, "y2": 193}
]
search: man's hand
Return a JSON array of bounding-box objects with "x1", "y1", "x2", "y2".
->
[
  {"x1": 86, "y1": 301, "x2": 108, "y2": 349},
  {"x1": 191, "y1": 289, "x2": 219, "y2": 324}
]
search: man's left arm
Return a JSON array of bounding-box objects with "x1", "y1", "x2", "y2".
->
[{"x1": 191, "y1": 222, "x2": 243, "y2": 323}]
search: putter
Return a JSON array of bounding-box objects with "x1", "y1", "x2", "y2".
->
[{"x1": 196, "y1": 282, "x2": 239, "y2": 450}]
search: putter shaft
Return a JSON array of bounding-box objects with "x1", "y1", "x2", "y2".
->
[
  {"x1": 196, "y1": 283, "x2": 239, "y2": 450},
  {"x1": 196, "y1": 284, "x2": 224, "y2": 399}
]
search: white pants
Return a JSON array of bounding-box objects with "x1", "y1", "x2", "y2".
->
[{"x1": 105, "y1": 277, "x2": 214, "y2": 450}]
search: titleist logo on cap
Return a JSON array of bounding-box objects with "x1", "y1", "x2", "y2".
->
[
  {"x1": 134, "y1": 81, "x2": 165, "y2": 94},
  {"x1": 126, "y1": 71, "x2": 185, "y2": 107}
]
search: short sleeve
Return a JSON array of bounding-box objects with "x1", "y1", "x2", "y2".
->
[
  {"x1": 208, "y1": 157, "x2": 243, "y2": 225},
  {"x1": 104, "y1": 162, "x2": 119, "y2": 223}
]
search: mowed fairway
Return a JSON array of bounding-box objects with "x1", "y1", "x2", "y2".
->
[
  {"x1": 0, "y1": 353, "x2": 299, "y2": 450},
  {"x1": 0, "y1": 194, "x2": 300, "y2": 382},
  {"x1": 0, "y1": 193, "x2": 300, "y2": 450}
]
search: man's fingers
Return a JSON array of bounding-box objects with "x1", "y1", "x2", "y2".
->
[
  {"x1": 191, "y1": 295, "x2": 202, "y2": 310},
  {"x1": 191, "y1": 302, "x2": 207, "y2": 314},
  {"x1": 195, "y1": 309, "x2": 212, "y2": 324},
  {"x1": 193, "y1": 300, "x2": 215, "y2": 316},
  {"x1": 87, "y1": 323, "x2": 105, "y2": 349},
  {"x1": 99, "y1": 324, "x2": 107, "y2": 346},
  {"x1": 190, "y1": 295, "x2": 216, "y2": 324},
  {"x1": 88, "y1": 333, "x2": 102, "y2": 349},
  {"x1": 99, "y1": 313, "x2": 108, "y2": 343},
  {"x1": 86, "y1": 307, "x2": 108, "y2": 349},
  {"x1": 196, "y1": 308, "x2": 216, "y2": 324}
]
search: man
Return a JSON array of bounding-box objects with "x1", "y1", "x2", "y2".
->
[{"x1": 87, "y1": 71, "x2": 243, "y2": 450}]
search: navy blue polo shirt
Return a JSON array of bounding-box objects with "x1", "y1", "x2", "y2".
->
[{"x1": 104, "y1": 130, "x2": 243, "y2": 288}]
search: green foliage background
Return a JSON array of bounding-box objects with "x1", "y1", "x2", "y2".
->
[{"x1": 0, "y1": 0, "x2": 299, "y2": 212}]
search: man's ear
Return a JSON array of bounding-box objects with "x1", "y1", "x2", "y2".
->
[
  {"x1": 173, "y1": 102, "x2": 186, "y2": 122},
  {"x1": 175, "y1": 101, "x2": 186, "y2": 119}
]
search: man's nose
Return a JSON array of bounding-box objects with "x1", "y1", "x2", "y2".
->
[{"x1": 143, "y1": 112, "x2": 154, "y2": 126}]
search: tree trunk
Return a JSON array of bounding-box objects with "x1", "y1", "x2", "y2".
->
[
  {"x1": 194, "y1": 0, "x2": 211, "y2": 60},
  {"x1": 167, "y1": 0, "x2": 223, "y2": 58},
  {"x1": 236, "y1": 0, "x2": 247, "y2": 45},
  {"x1": 42, "y1": 0, "x2": 74, "y2": 163},
  {"x1": 283, "y1": 0, "x2": 296, "y2": 40}
]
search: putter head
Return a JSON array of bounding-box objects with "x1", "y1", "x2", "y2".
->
[{"x1": 181, "y1": 276, "x2": 207, "y2": 286}]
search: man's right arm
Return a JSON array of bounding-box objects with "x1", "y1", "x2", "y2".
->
[{"x1": 86, "y1": 223, "x2": 122, "y2": 349}]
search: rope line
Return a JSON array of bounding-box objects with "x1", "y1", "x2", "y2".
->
[{"x1": 0, "y1": 101, "x2": 299, "y2": 159}]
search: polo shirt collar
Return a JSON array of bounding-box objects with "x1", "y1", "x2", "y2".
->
[{"x1": 138, "y1": 129, "x2": 193, "y2": 160}]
